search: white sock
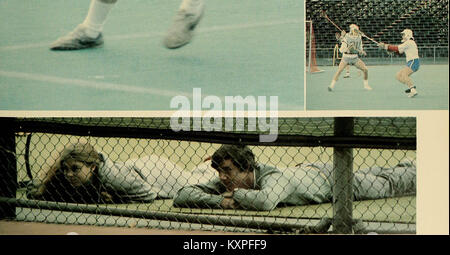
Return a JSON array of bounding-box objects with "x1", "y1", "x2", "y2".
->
[
  {"x1": 81, "y1": 0, "x2": 116, "y2": 38},
  {"x1": 330, "y1": 80, "x2": 336, "y2": 88},
  {"x1": 180, "y1": 0, "x2": 203, "y2": 11},
  {"x1": 363, "y1": 80, "x2": 369, "y2": 87}
]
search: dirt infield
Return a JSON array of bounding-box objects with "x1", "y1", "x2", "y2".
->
[{"x1": 0, "y1": 220, "x2": 262, "y2": 235}]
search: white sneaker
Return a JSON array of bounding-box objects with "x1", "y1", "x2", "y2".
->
[
  {"x1": 50, "y1": 24, "x2": 104, "y2": 51},
  {"x1": 408, "y1": 88, "x2": 418, "y2": 98},
  {"x1": 404, "y1": 86, "x2": 416, "y2": 93},
  {"x1": 163, "y1": 1, "x2": 205, "y2": 49},
  {"x1": 364, "y1": 84, "x2": 373, "y2": 90},
  {"x1": 343, "y1": 73, "x2": 350, "y2": 78}
]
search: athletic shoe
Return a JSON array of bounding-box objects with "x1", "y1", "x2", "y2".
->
[
  {"x1": 343, "y1": 73, "x2": 350, "y2": 78},
  {"x1": 50, "y1": 25, "x2": 104, "y2": 51},
  {"x1": 163, "y1": 2, "x2": 205, "y2": 49},
  {"x1": 364, "y1": 84, "x2": 373, "y2": 90},
  {"x1": 328, "y1": 87, "x2": 333, "y2": 92},
  {"x1": 404, "y1": 86, "x2": 416, "y2": 93},
  {"x1": 408, "y1": 89, "x2": 418, "y2": 98}
]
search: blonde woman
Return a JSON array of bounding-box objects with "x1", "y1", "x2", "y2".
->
[{"x1": 27, "y1": 142, "x2": 215, "y2": 204}]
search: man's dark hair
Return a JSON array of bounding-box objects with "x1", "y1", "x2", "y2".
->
[{"x1": 211, "y1": 145, "x2": 257, "y2": 172}]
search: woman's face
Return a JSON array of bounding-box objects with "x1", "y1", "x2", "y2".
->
[{"x1": 61, "y1": 160, "x2": 95, "y2": 187}]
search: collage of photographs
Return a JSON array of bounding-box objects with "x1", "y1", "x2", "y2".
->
[{"x1": 0, "y1": 0, "x2": 448, "y2": 242}]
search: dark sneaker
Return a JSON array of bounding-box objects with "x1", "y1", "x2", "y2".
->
[
  {"x1": 405, "y1": 86, "x2": 416, "y2": 93},
  {"x1": 50, "y1": 25, "x2": 104, "y2": 51}
]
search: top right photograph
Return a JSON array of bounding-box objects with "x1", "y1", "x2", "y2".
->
[{"x1": 305, "y1": 0, "x2": 448, "y2": 110}]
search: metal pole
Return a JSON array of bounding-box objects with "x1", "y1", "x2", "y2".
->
[
  {"x1": 433, "y1": 46, "x2": 436, "y2": 64},
  {"x1": 0, "y1": 197, "x2": 322, "y2": 233},
  {"x1": 308, "y1": 21, "x2": 313, "y2": 73},
  {"x1": 0, "y1": 118, "x2": 17, "y2": 219},
  {"x1": 332, "y1": 117, "x2": 354, "y2": 233}
]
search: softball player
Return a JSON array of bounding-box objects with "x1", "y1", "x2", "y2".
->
[
  {"x1": 50, "y1": 0, "x2": 204, "y2": 50},
  {"x1": 328, "y1": 24, "x2": 372, "y2": 92},
  {"x1": 378, "y1": 29, "x2": 420, "y2": 98}
]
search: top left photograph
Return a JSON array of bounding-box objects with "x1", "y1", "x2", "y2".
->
[{"x1": 0, "y1": 0, "x2": 303, "y2": 111}]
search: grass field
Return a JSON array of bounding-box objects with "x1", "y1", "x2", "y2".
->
[
  {"x1": 306, "y1": 64, "x2": 449, "y2": 110},
  {"x1": 0, "y1": 0, "x2": 303, "y2": 110}
]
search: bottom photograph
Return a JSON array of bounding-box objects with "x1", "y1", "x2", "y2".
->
[{"x1": 0, "y1": 117, "x2": 416, "y2": 234}]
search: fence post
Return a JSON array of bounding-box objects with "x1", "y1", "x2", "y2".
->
[
  {"x1": 0, "y1": 118, "x2": 17, "y2": 219},
  {"x1": 433, "y1": 46, "x2": 436, "y2": 64},
  {"x1": 307, "y1": 21, "x2": 312, "y2": 72},
  {"x1": 332, "y1": 117, "x2": 354, "y2": 234}
]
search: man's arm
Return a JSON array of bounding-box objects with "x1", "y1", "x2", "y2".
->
[
  {"x1": 232, "y1": 170, "x2": 295, "y2": 211},
  {"x1": 378, "y1": 42, "x2": 405, "y2": 53},
  {"x1": 358, "y1": 37, "x2": 367, "y2": 56},
  {"x1": 173, "y1": 178, "x2": 226, "y2": 209},
  {"x1": 339, "y1": 38, "x2": 348, "y2": 54}
]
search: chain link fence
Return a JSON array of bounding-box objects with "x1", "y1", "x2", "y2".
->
[
  {"x1": 0, "y1": 117, "x2": 416, "y2": 234},
  {"x1": 306, "y1": 0, "x2": 449, "y2": 65}
]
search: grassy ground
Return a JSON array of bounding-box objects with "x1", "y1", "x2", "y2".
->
[
  {"x1": 306, "y1": 65, "x2": 449, "y2": 110},
  {"x1": 0, "y1": 0, "x2": 303, "y2": 110}
]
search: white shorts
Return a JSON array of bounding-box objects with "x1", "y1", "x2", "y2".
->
[{"x1": 342, "y1": 54, "x2": 359, "y2": 65}]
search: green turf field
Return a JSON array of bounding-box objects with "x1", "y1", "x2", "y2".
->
[
  {"x1": 0, "y1": 0, "x2": 303, "y2": 110},
  {"x1": 306, "y1": 65, "x2": 449, "y2": 110}
]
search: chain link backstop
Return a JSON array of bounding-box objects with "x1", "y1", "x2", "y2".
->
[{"x1": 0, "y1": 117, "x2": 416, "y2": 234}]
